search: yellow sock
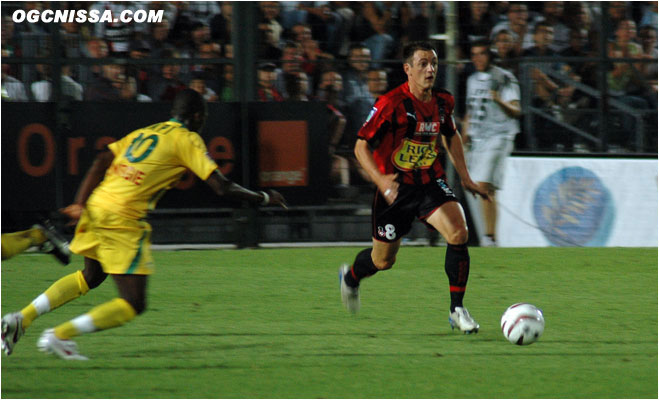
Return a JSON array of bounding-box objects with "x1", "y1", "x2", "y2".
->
[
  {"x1": 54, "y1": 298, "x2": 137, "y2": 340},
  {"x1": 1, "y1": 228, "x2": 47, "y2": 260},
  {"x1": 20, "y1": 270, "x2": 90, "y2": 330}
]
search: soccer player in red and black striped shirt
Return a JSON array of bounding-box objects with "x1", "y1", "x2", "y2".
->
[{"x1": 338, "y1": 41, "x2": 490, "y2": 334}]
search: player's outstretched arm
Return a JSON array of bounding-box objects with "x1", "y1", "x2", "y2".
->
[
  {"x1": 60, "y1": 150, "x2": 115, "y2": 223},
  {"x1": 205, "y1": 170, "x2": 287, "y2": 209}
]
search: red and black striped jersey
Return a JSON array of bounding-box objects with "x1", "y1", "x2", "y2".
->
[{"x1": 357, "y1": 82, "x2": 458, "y2": 185}]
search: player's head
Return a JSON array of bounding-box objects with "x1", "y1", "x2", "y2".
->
[
  {"x1": 171, "y1": 89, "x2": 207, "y2": 132},
  {"x1": 402, "y1": 41, "x2": 438, "y2": 92},
  {"x1": 470, "y1": 39, "x2": 492, "y2": 72}
]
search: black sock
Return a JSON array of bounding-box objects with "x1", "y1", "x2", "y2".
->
[
  {"x1": 444, "y1": 243, "x2": 470, "y2": 312},
  {"x1": 344, "y1": 248, "x2": 379, "y2": 288}
]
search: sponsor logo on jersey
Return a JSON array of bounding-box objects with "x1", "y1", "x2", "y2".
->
[
  {"x1": 415, "y1": 121, "x2": 439, "y2": 136},
  {"x1": 391, "y1": 138, "x2": 438, "y2": 171}
]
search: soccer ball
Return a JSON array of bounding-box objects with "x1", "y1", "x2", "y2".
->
[{"x1": 500, "y1": 303, "x2": 545, "y2": 345}]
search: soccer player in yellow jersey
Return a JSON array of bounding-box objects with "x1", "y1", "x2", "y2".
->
[{"x1": 1, "y1": 89, "x2": 286, "y2": 360}]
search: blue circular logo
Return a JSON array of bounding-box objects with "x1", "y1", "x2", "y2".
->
[{"x1": 533, "y1": 166, "x2": 615, "y2": 246}]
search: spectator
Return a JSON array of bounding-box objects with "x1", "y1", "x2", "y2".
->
[
  {"x1": 491, "y1": 2, "x2": 533, "y2": 55},
  {"x1": 560, "y1": 28, "x2": 597, "y2": 87},
  {"x1": 259, "y1": 1, "x2": 284, "y2": 46},
  {"x1": 148, "y1": 50, "x2": 187, "y2": 101},
  {"x1": 275, "y1": 41, "x2": 304, "y2": 98},
  {"x1": 530, "y1": 2, "x2": 571, "y2": 52},
  {"x1": 367, "y1": 67, "x2": 388, "y2": 98},
  {"x1": 1, "y1": 63, "x2": 28, "y2": 101},
  {"x1": 639, "y1": 1, "x2": 658, "y2": 31},
  {"x1": 190, "y1": 40, "x2": 223, "y2": 94},
  {"x1": 219, "y1": 63, "x2": 235, "y2": 102},
  {"x1": 523, "y1": 21, "x2": 577, "y2": 150},
  {"x1": 89, "y1": 1, "x2": 147, "y2": 56},
  {"x1": 147, "y1": 19, "x2": 175, "y2": 59},
  {"x1": 605, "y1": 2, "x2": 631, "y2": 39},
  {"x1": 31, "y1": 61, "x2": 83, "y2": 102},
  {"x1": 84, "y1": 63, "x2": 124, "y2": 101},
  {"x1": 458, "y1": 2, "x2": 495, "y2": 58},
  {"x1": 284, "y1": 71, "x2": 309, "y2": 101},
  {"x1": 127, "y1": 40, "x2": 152, "y2": 96},
  {"x1": 80, "y1": 38, "x2": 109, "y2": 86},
  {"x1": 492, "y1": 29, "x2": 518, "y2": 76},
  {"x1": 181, "y1": 1, "x2": 221, "y2": 27},
  {"x1": 210, "y1": 2, "x2": 232, "y2": 44},
  {"x1": 389, "y1": 2, "x2": 432, "y2": 58},
  {"x1": 256, "y1": 62, "x2": 284, "y2": 102},
  {"x1": 257, "y1": 3, "x2": 284, "y2": 61},
  {"x1": 188, "y1": 73, "x2": 218, "y2": 102},
  {"x1": 639, "y1": 25, "x2": 658, "y2": 91},
  {"x1": 342, "y1": 43, "x2": 375, "y2": 150},
  {"x1": 350, "y1": 3, "x2": 394, "y2": 66},
  {"x1": 607, "y1": 19, "x2": 650, "y2": 148},
  {"x1": 120, "y1": 76, "x2": 152, "y2": 102},
  {"x1": 564, "y1": 2, "x2": 600, "y2": 55}
]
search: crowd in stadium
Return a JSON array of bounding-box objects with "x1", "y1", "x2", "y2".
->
[{"x1": 1, "y1": 1, "x2": 657, "y2": 155}]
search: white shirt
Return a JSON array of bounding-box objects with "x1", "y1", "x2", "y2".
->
[
  {"x1": 31, "y1": 76, "x2": 84, "y2": 102},
  {"x1": 466, "y1": 66, "x2": 520, "y2": 141}
]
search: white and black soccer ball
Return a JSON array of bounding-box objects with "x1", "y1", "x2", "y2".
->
[{"x1": 500, "y1": 303, "x2": 545, "y2": 345}]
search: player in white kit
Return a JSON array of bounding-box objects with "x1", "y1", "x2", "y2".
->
[{"x1": 463, "y1": 39, "x2": 521, "y2": 247}]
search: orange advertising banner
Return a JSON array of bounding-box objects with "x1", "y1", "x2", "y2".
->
[{"x1": 258, "y1": 121, "x2": 309, "y2": 187}]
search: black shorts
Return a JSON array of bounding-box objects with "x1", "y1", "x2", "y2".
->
[{"x1": 371, "y1": 177, "x2": 458, "y2": 242}]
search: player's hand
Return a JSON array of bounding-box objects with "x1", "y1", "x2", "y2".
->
[
  {"x1": 59, "y1": 204, "x2": 84, "y2": 226},
  {"x1": 266, "y1": 189, "x2": 288, "y2": 210},
  {"x1": 462, "y1": 179, "x2": 491, "y2": 202},
  {"x1": 379, "y1": 173, "x2": 400, "y2": 205}
]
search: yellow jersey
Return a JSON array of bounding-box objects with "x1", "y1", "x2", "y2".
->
[{"x1": 87, "y1": 120, "x2": 218, "y2": 219}]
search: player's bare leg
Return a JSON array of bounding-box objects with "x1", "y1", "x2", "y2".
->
[
  {"x1": 478, "y1": 182, "x2": 497, "y2": 246},
  {"x1": 339, "y1": 239, "x2": 401, "y2": 313},
  {"x1": 40, "y1": 272, "x2": 145, "y2": 360},
  {"x1": 426, "y1": 201, "x2": 479, "y2": 333}
]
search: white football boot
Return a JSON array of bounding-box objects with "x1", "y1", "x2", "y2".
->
[
  {"x1": 37, "y1": 329, "x2": 88, "y2": 360},
  {"x1": 339, "y1": 264, "x2": 360, "y2": 313},
  {"x1": 449, "y1": 307, "x2": 480, "y2": 334},
  {"x1": 1, "y1": 312, "x2": 25, "y2": 356}
]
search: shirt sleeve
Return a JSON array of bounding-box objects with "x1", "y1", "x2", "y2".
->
[
  {"x1": 107, "y1": 132, "x2": 135, "y2": 157},
  {"x1": 357, "y1": 97, "x2": 393, "y2": 147},
  {"x1": 500, "y1": 73, "x2": 521, "y2": 104},
  {"x1": 175, "y1": 131, "x2": 219, "y2": 180}
]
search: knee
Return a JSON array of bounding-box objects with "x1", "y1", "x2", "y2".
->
[
  {"x1": 372, "y1": 255, "x2": 396, "y2": 270},
  {"x1": 447, "y1": 226, "x2": 469, "y2": 245},
  {"x1": 82, "y1": 267, "x2": 107, "y2": 289}
]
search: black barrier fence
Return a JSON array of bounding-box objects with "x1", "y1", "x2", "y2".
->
[{"x1": 1, "y1": 101, "x2": 329, "y2": 231}]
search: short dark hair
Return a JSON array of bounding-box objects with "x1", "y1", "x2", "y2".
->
[
  {"x1": 171, "y1": 89, "x2": 206, "y2": 120},
  {"x1": 402, "y1": 41, "x2": 435, "y2": 65},
  {"x1": 470, "y1": 39, "x2": 492, "y2": 56}
]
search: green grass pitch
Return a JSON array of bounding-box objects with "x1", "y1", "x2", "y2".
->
[{"x1": 1, "y1": 247, "x2": 657, "y2": 398}]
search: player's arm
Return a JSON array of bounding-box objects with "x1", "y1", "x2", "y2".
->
[
  {"x1": 205, "y1": 170, "x2": 287, "y2": 209},
  {"x1": 442, "y1": 132, "x2": 490, "y2": 201},
  {"x1": 354, "y1": 139, "x2": 399, "y2": 204},
  {"x1": 60, "y1": 150, "x2": 115, "y2": 222},
  {"x1": 491, "y1": 93, "x2": 521, "y2": 118}
]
